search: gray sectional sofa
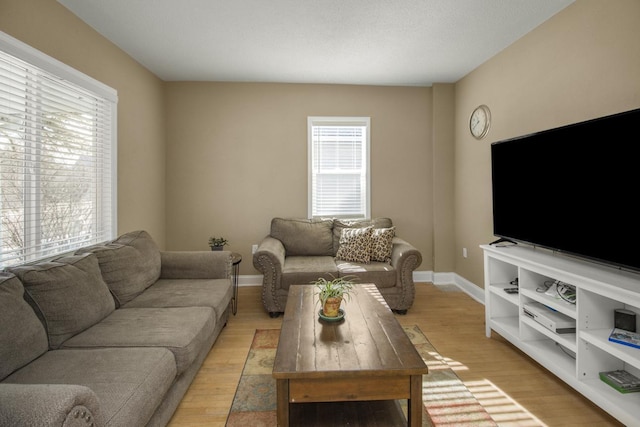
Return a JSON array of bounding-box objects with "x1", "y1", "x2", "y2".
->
[
  {"x1": 0, "y1": 230, "x2": 233, "y2": 427},
  {"x1": 253, "y1": 217, "x2": 422, "y2": 317}
]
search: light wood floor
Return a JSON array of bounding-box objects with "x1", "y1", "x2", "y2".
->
[{"x1": 167, "y1": 283, "x2": 622, "y2": 426}]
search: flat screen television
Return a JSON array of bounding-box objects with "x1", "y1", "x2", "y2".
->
[{"x1": 491, "y1": 107, "x2": 640, "y2": 272}]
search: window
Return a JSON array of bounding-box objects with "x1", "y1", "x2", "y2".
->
[
  {"x1": 0, "y1": 32, "x2": 117, "y2": 267},
  {"x1": 308, "y1": 117, "x2": 370, "y2": 219}
]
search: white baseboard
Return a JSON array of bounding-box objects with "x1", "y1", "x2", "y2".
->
[
  {"x1": 238, "y1": 271, "x2": 485, "y2": 306},
  {"x1": 238, "y1": 275, "x2": 263, "y2": 286},
  {"x1": 412, "y1": 270, "x2": 433, "y2": 283},
  {"x1": 449, "y1": 273, "x2": 485, "y2": 304},
  {"x1": 415, "y1": 271, "x2": 484, "y2": 304}
]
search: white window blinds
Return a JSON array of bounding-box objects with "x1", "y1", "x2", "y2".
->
[
  {"x1": 0, "y1": 33, "x2": 117, "y2": 267},
  {"x1": 308, "y1": 117, "x2": 370, "y2": 219}
]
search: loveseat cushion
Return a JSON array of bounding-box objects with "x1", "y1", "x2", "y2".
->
[
  {"x1": 281, "y1": 256, "x2": 339, "y2": 290},
  {"x1": 7, "y1": 253, "x2": 115, "y2": 350},
  {"x1": 271, "y1": 218, "x2": 334, "y2": 256},
  {"x1": 336, "y1": 260, "x2": 397, "y2": 288},
  {"x1": 122, "y1": 278, "x2": 233, "y2": 320},
  {"x1": 77, "y1": 230, "x2": 161, "y2": 306},
  {"x1": 61, "y1": 307, "x2": 215, "y2": 375},
  {"x1": 3, "y1": 347, "x2": 176, "y2": 427},
  {"x1": 0, "y1": 273, "x2": 48, "y2": 381}
]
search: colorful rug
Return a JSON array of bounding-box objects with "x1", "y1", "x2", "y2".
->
[{"x1": 225, "y1": 325, "x2": 497, "y2": 426}]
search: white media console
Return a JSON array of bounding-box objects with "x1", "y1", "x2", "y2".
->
[{"x1": 482, "y1": 244, "x2": 640, "y2": 425}]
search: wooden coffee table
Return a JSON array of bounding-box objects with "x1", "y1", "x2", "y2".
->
[{"x1": 272, "y1": 284, "x2": 428, "y2": 426}]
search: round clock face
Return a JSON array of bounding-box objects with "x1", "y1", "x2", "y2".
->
[{"x1": 470, "y1": 105, "x2": 491, "y2": 139}]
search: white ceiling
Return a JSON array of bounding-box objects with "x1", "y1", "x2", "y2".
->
[{"x1": 57, "y1": 0, "x2": 574, "y2": 86}]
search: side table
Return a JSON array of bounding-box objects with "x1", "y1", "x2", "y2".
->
[{"x1": 230, "y1": 252, "x2": 241, "y2": 315}]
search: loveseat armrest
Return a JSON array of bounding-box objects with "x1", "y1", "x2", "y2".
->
[
  {"x1": 160, "y1": 251, "x2": 231, "y2": 279},
  {"x1": 253, "y1": 236, "x2": 286, "y2": 314},
  {"x1": 252, "y1": 236, "x2": 285, "y2": 271},
  {"x1": 389, "y1": 237, "x2": 423, "y2": 311},
  {"x1": 0, "y1": 383, "x2": 103, "y2": 427}
]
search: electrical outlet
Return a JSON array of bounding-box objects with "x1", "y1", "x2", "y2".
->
[
  {"x1": 252, "y1": 244, "x2": 258, "y2": 254},
  {"x1": 463, "y1": 247, "x2": 468, "y2": 258}
]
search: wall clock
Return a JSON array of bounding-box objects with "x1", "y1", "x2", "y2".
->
[{"x1": 469, "y1": 104, "x2": 491, "y2": 140}]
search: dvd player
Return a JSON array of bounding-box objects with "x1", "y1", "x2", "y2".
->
[{"x1": 523, "y1": 301, "x2": 576, "y2": 334}]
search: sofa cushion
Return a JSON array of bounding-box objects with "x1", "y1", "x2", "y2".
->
[
  {"x1": 370, "y1": 227, "x2": 395, "y2": 263},
  {"x1": 0, "y1": 273, "x2": 48, "y2": 381},
  {"x1": 332, "y1": 218, "x2": 393, "y2": 255},
  {"x1": 77, "y1": 230, "x2": 161, "y2": 306},
  {"x1": 271, "y1": 218, "x2": 334, "y2": 256},
  {"x1": 123, "y1": 278, "x2": 233, "y2": 320},
  {"x1": 281, "y1": 256, "x2": 339, "y2": 290},
  {"x1": 7, "y1": 253, "x2": 115, "y2": 350},
  {"x1": 336, "y1": 226, "x2": 373, "y2": 263},
  {"x1": 3, "y1": 347, "x2": 176, "y2": 427},
  {"x1": 61, "y1": 307, "x2": 215, "y2": 375}
]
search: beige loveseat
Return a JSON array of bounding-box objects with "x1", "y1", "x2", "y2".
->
[
  {"x1": 253, "y1": 218, "x2": 422, "y2": 317},
  {"x1": 0, "y1": 230, "x2": 232, "y2": 427}
]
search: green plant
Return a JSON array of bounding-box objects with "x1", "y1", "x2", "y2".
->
[
  {"x1": 208, "y1": 236, "x2": 228, "y2": 247},
  {"x1": 313, "y1": 275, "x2": 356, "y2": 305}
]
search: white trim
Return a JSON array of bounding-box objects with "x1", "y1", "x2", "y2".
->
[
  {"x1": 450, "y1": 273, "x2": 485, "y2": 304},
  {"x1": 0, "y1": 31, "x2": 117, "y2": 102},
  {"x1": 110, "y1": 102, "x2": 118, "y2": 238},
  {"x1": 238, "y1": 274, "x2": 263, "y2": 286},
  {"x1": 419, "y1": 271, "x2": 485, "y2": 304},
  {"x1": 0, "y1": 30, "x2": 119, "y2": 263},
  {"x1": 307, "y1": 116, "x2": 371, "y2": 219},
  {"x1": 413, "y1": 270, "x2": 433, "y2": 283},
  {"x1": 0, "y1": 31, "x2": 118, "y2": 240},
  {"x1": 238, "y1": 270, "x2": 486, "y2": 306}
]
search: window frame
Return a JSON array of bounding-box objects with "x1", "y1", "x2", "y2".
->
[
  {"x1": 307, "y1": 116, "x2": 371, "y2": 220},
  {"x1": 0, "y1": 31, "x2": 117, "y2": 267}
]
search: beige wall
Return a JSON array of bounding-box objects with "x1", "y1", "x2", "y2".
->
[
  {"x1": 164, "y1": 83, "x2": 434, "y2": 274},
  {"x1": 454, "y1": 0, "x2": 640, "y2": 287},
  {"x1": 5, "y1": 0, "x2": 636, "y2": 287},
  {"x1": 432, "y1": 84, "x2": 455, "y2": 272},
  {"x1": 0, "y1": 0, "x2": 167, "y2": 246}
]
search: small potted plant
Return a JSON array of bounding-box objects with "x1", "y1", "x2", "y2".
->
[
  {"x1": 313, "y1": 275, "x2": 356, "y2": 318},
  {"x1": 208, "y1": 237, "x2": 228, "y2": 251}
]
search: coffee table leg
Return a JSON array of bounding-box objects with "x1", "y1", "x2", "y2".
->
[
  {"x1": 276, "y1": 379, "x2": 289, "y2": 427},
  {"x1": 409, "y1": 374, "x2": 423, "y2": 426}
]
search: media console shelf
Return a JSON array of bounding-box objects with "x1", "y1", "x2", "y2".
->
[{"x1": 482, "y1": 244, "x2": 640, "y2": 425}]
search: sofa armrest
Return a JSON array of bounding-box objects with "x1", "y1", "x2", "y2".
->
[
  {"x1": 389, "y1": 237, "x2": 423, "y2": 310},
  {"x1": 253, "y1": 236, "x2": 286, "y2": 313},
  {"x1": 0, "y1": 383, "x2": 103, "y2": 427},
  {"x1": 160, "y1": 251, "x2": 231, "y2": 279},
  {"x1": 252, "y1": 236, "x2": 285, "y2": 275}
]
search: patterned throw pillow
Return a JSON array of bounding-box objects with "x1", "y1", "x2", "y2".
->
[
  {"x1": 335, "y1": 226, "x2": 373, "y2": 263},
  {"x1": 370, "y1": 227, "x2": 395, "y2": 263}
]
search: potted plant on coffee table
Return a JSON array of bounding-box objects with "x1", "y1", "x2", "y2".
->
[
  {"x1": 313, "y1": 275, "x2": 356, "y2": 320},
  {"x1": 208, "y1": 236, "x2": 228, "y2": 251}
]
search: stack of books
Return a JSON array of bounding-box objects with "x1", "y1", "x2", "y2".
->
[{"x1": 599, "y1": 370, "x2": 640, "y2": 393}]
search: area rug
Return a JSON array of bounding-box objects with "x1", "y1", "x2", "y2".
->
[{"x1": 225, "y1": 325, "x2": 497, "y2": 426}]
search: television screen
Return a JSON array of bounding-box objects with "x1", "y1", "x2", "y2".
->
[{"x1": 491, "y1": 107, "x2": 640, "y2": 272}]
